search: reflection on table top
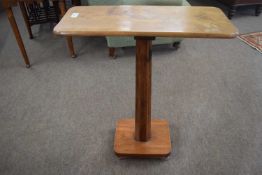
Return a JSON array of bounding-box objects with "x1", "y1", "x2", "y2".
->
[{"x1": 54, "y1": 6, "x2": 238, "y2": 38}]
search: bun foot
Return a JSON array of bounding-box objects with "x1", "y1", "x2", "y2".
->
[
  {"x1": 172, "y1": 42, "x2": 180, "y2": 50},
  {"x1": 71, "y1": 54, "x2": 77, "y2": 58}
]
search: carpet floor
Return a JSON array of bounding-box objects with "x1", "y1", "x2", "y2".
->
[{"x1": 0, "y1": 1, "x2": 262, "y2": 175}]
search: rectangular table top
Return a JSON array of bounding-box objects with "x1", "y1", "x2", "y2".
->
[{"x1": 54, "y1": 6, "x2": 238, "y2": 38}]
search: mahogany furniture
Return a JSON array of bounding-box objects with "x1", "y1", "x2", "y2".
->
[
  {"x1": 3, "y1": 0, "x2": 31, "y2": 67},
  {"x1": 19, "y1": 0, "x2": 60, "y2": 39},
  {"x1": 2, "y1": 0, "x2": 77, "y2": 68},
  {"x1": 54, "y1": 6, "x2": 238, "y2": 158},
  {"x1": 19, "y1": 0, "x2": 80, "y2": 40},
  {"x1": 217, "y1": 0, "x2": 262, "y2": 19}
]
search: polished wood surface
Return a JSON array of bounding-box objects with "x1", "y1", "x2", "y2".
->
[
  {"x1": 52, "y1": 5, "x2": 238, "y2": 158},
  {"x1": 54, "y1": 6, "x2": 238, "y2": 38},
  {"x1": 135, "y1": 37, "x2": 154, "y2": 142},
  {"x1": 114, "y1": 119, "x2": 171, "y2": 158}
]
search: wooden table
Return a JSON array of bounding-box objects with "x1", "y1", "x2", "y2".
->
[
  {"x1": 3, "y1": 0, "x2": 31, "y2": 67},
  {"x1": 2, "y1": 0, "x2": 80, "y2": 67},
  {"x1": 54, "y1": 6, "x2": 238, "y2": 158}
]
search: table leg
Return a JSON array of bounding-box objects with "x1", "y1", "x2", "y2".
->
[
  {"x1": 59, "y1": 0, "x2": 76, "y2": 58},
  {"x1": 114, "y1": 37, "x2": 171, "y2": 158},
  {"x1": 135, "y1": 36, "x2": 153, "y2": 142},
  {"x1": 6, "y1": 7, "x2": 31, "y2": 68},
  {"x1": 66, "y1": 37, "x2": 76, "y2": 58}
]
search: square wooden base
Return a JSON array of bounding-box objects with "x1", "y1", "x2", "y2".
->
[{"x1": 114, "y1": 118, "x2": 171, "y2": 158}]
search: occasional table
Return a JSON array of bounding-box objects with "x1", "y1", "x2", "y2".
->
[
  {"x1": 2, "y1": 0, "x2": 79, "y2": 67},
  {"x1": 54, "y1": 6, "x2": 238, "y2": 158}
]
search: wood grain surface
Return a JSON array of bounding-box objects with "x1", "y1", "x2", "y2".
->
[
  {"x1": 114, "y1": 119, "x2": 171, "y2": 158},
  {"x1": 54, "y1": 6, "x2": 238, "y2": 38},
  {"x1": 135, "y1": 37, "x2": 154, "y2": 142}
]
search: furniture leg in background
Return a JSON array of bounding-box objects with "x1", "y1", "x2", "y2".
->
[
  {"x1": 2, "y1": 0, "x2": 78, "y2": 67},
  {"x1": 4, "y1": 3, "x2": 31, "y2": 68},
  {"x1": 255, "y1": 4, "x2": 262, "y2": 16},
  {"x1": 108, "y1": 48, "x2": 116, "y2": 58},
  {"x1": 216, "y1": 0, "x2": 262, "y2": 19},
  {"x1": 59, "y1": 0, "x2": 76, "y2": 58},
  {"x1": 72, "y1": 0, "x2": 81, "y2": 6},
  {"x1": 228, "y1": 4, "x2": 261, "y2": 19},
  {"x1": 19, "y1": 1, "x2": 34, "y2": 39},
  {"x1": 228, "y1": 5, "x2": 237, "y2": 19},
  {"x1": 18, "y1": 0, "x2": 76, "y2": 58},
  {"x1": 18, "y1": 0, "x2": 61, "y2": 39}
]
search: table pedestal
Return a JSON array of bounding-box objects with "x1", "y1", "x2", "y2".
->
[{"x1": 114, "y1": 37, "x2": 171, "y2": 158}]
